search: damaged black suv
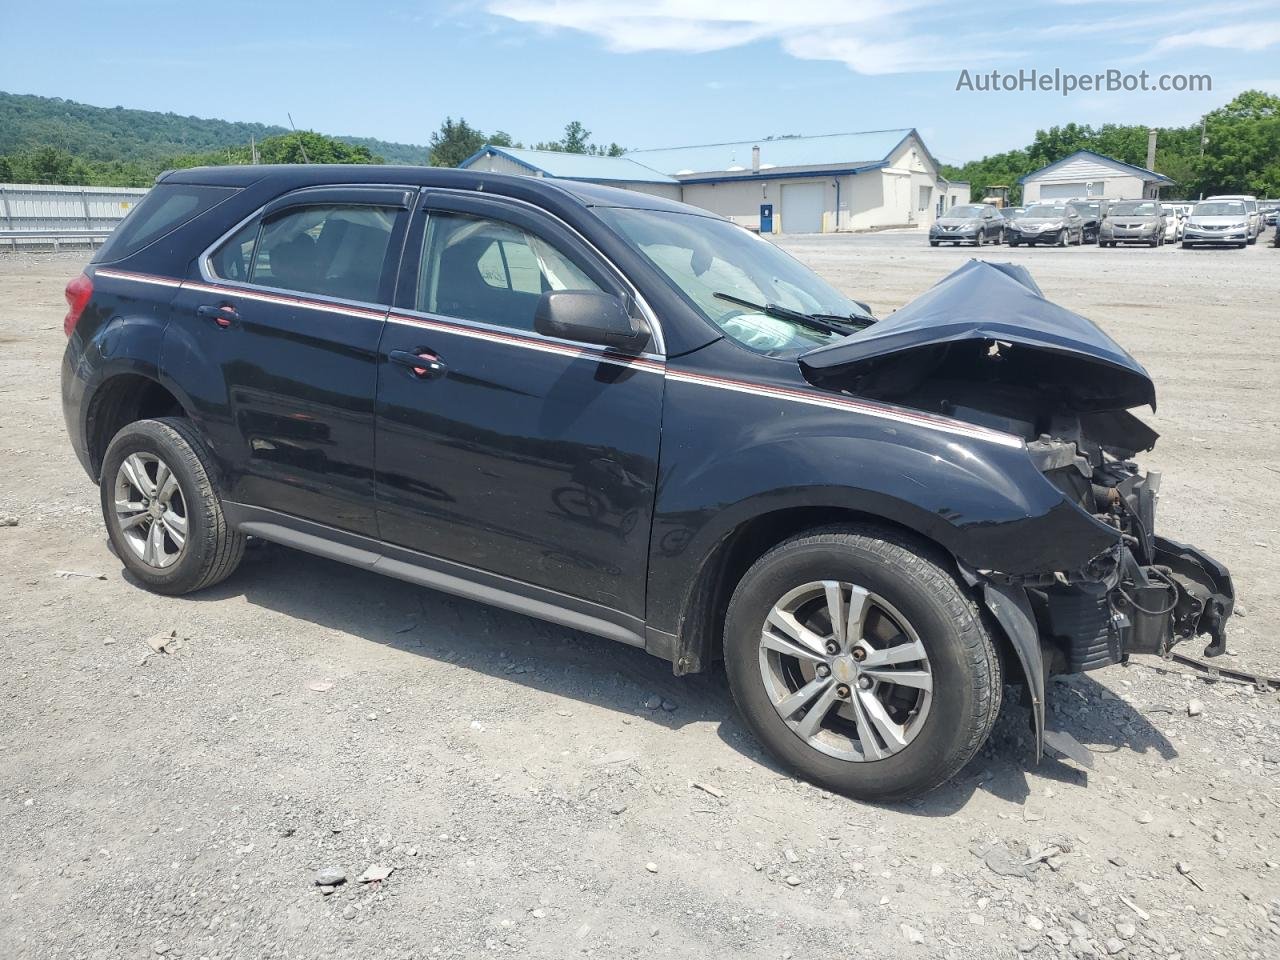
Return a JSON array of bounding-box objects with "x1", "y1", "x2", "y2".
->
[{"x1": 61, "y1": 166, "x2": 1234, "y2": 801}]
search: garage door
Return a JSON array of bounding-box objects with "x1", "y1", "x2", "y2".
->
[
  {"x1": 781, "y1": 183, "x2": 825, "y2": 233},
  {"x1": 1039, "y1": 182, "x2": 1092, "y2": 200}
]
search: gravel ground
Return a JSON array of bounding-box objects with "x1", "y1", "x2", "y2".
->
[{"x1": 1, "y1": 235, "x2": 1277, "y2": 960}]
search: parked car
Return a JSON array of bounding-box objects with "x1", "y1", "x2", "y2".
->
[
  {"x1": 1161, "y1": 204, "x2": 1184, "y2": 242},
  {"x1": 1261, "y1": 202, "x2": 1278, "y2": 227},
  {"x1": 929, "y1": 203, "x2": 1004, "y2": 247},
  {"x1": 1005, "y1": 203, "x2": 1086, "y2": 246},
  {"x1": 999, "y1": 206, "x2": 1027, "y2": 221},
  {"x1": 60, "y1": 165, "x2": 1235, "y2": 801},
  {"x1": 1182, "y1": 199, "x2": 1251, "y2": 248},
  {"x1": 1098, "y1": 200, "x2": 1166, "y2": 247},
  {"x1": 1065, "y1": 199, "x2": 1107, "y2": 243},
  {"x1": 1206, "y1": 195, "x2": 1262, "y2": 243}
]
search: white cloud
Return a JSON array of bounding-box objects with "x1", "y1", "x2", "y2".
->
[
  {"x1": 484, "y1": 1, "x2": 1280, "y2": 75},
  {"x1": 1151, "y1": 21, "x2": 1280, "y2": 55},
  {"x1": 485, "y1": 0, "x2": 961, "y2": 73}
]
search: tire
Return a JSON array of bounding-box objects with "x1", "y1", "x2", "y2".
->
[
  {"x1": 929, "y1": 241, "x2": 939, "y2": 247},
  {"x1": 100, "y1": 417, "x2": 245, "y2": 595},
  {"x1": 1057, "y1": 230, "x2": 1068, "y2": 247},
  {"x1": 1181, "y1": 241, "x2": 1191, "y2": 249},
  {"x1": 723, "y1": 525, "x2": 1001, "y2": 802},
  {"x1": 1008, "y1": 239, "x2": 1019, "y2": 247}
]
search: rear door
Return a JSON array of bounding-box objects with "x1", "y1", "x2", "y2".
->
[
  {"x1": 163, "y1": 186, "x2": 412, "y2": 536},
  {"x1": 373, "y1": 192, "x2": 665, "y2": 618}
]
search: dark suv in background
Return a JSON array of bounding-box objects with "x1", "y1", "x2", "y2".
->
[{"x1": 60, "y1": 166, "x2": 1234, "y2": 801}]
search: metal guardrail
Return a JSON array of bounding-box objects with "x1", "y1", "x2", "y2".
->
[
  {"x1": 0, "y1": 183, "x2": 149, "y2": 252},
  {"x1": 0, "y1": 228, "x2": 113, "y2": 251}
]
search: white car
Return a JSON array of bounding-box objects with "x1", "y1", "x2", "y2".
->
[
  {"x1": 1182, "y1": 199, "x2": 1251, "y2": 249},
  {"x1": 1161, "y1": 205, "x2": 1184, "y2": 242},
  {"x1": 1206, "y1": 195, "x2": 1262, "y2": 243}
]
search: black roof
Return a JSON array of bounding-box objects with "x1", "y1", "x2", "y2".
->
[{"x1": 160, "y1": 164, "x2": 701, "y2": 216}]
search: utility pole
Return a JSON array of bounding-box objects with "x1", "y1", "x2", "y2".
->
[
  {"x1": 1145, "y1": 128, "x2": 1157, "y2": 172},
  {"x1": 287, "y1": 113, "x2": 310, "y2": 163},
  {"x1": 250, "y1": 135, "x2": 259, "y2": 165}
]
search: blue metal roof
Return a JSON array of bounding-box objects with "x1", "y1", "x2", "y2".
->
[
  {"x1": 460, "y1": 146, "x2": 678, "y2": 184},
  {"x1": 625, "y1": 129, "x2": 916, "y2": 177},
  {"x1": 1018, "y1": 150, "x2": 1175, "y2": 185}
]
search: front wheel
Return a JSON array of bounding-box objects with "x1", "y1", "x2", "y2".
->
[
  {"x1": 723, "y1": 526, "x2": 1001, "y2": 802},
  {"x1": 1057, "y1": 230, "x2": 1068, "y2": 247},
  {"x1": 100, "y1": 417, "x2": 245, "y2": 595}
]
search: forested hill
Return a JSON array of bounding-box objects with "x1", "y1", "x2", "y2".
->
[{"x1": 0, "y1": 91, "x2": 427, "y2": 167}]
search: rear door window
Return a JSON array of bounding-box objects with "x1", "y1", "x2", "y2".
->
[
  {"x1": 209, "y1": 204, "x2": 401, "y2": 304},
  {"x1": 94, "y1": 183, "x2": 238, "y2": 263}
]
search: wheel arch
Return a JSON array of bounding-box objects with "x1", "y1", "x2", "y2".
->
[
  {"x1": 668, "y1": 503, "x2": 1032, "y2": 699},
  {"x1": 84, "y1": 372, "x2": 190, "y2": 480}
]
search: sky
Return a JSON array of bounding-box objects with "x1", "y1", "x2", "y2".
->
[{"x1": 2, "y1": 0, "x2": 1278, "y2": 165}]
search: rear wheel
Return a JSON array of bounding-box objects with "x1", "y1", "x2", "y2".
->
[
  {"x1": 723, "y1": 526, "x2": 1001, "y2": 801},
  {"x1": 100, "y1": 418, "x2": 245, "y2": 595}
]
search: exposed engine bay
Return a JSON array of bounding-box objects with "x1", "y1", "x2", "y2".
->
[
  {"x1": 799, "y1": 260, "x2": 1235, "y2": 683},
  {"x1": 884, "y1": 367, "x2": 1235, "y2": 677}
]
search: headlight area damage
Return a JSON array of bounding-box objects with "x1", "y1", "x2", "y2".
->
[{"x1": 801, "y1": 261, "x2": 1235, "y2": 757}]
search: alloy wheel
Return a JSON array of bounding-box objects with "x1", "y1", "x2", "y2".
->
[
  {"x1": 758, "y1": 581, "x2": 933, "y2": 762},
  {"x1": 113, "y1": 452, "x2": 188, "y2": 569}
]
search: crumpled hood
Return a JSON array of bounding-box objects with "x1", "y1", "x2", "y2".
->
[{"x1": 800, "y1": 260, "x2": 1156, "y2": 412}]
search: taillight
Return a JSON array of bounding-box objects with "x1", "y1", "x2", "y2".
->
[{"x1": 64, "y1": 273, "x2": 93, "y2": 337}]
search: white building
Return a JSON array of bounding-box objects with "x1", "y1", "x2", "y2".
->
[
  {"x1": 1019, "y1": 150, "x2": 1174, "y2": 202},
  {"x1": 460, "y1": 129, "x2": 953, "y2": 234}
]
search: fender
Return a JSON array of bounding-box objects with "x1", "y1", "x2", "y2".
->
[
  {"x1": 63, "y1": 273, "x2": 179, "y2": 478},
  {"x1": 646, "y1": 375, "x2": 1120, "y2": 639}
]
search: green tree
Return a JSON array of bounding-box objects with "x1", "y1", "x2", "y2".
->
[
  {"x1": 428, "y1": 117, "x2": 487, "y2": 167},
  {"x1": 1193, "y1": 90, "x2": 1280, "y2": 197},
  {"x1": 561, "y1": 121, "x2": 590, "y2": 154}
]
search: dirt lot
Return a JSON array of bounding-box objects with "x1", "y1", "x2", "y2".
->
[{"x1": 2, "y1": 235, "x2": 1278, "y2": 960}]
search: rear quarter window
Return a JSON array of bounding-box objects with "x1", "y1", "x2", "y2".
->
[{"x1": 93, "y1": 183, "x2": 238, "y2": 263}]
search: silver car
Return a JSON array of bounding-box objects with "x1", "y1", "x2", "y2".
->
[
  {"x1": 929, "y1": 203, "x2": 1005, "y2": 247},
  {"x1": 1205, "y1": 195, "x2": 1262, "y2": 243},
  {"x1": 1182, "y1": 199, "x2": 1251, "y2": 249},
  {"x1": 1099, "y1": 200, "x2": 1166, "y2": 247}
]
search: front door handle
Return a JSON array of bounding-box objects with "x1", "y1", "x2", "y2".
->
[
  {"x1": 390, "y1": 349, "x2": 447, "y2": 380},
  {"x1": 196, "y1": 303, "x2": 238, "y2": 328}
]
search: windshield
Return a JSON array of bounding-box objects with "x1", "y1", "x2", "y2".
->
[
  {"x1": 946, "y1": 205, "x2": 986, "y2": 218},
  {"x1": 1073, "y1": 202, "x2": 1100, "y2": 216},
  {"x1": 1023, "y1": 205, "x2": 1065, "y2": 218},
  {"x1": 596, "y1": 207, "x2": 867, "y2": 356},
  {"x1": 1109, "y1": 201, "x2": 1158, "y2": 216},
  {"x1": 1193, "y1": 201, "x2": 1245, "y2": 216}
]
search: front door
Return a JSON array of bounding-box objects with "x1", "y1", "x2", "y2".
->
[
  {"x1": 165, "y1": 186, "x2": 412, "y2": 536},
  {"x1": 374, "y1": 193, "x2": 664, "y2": 618}
]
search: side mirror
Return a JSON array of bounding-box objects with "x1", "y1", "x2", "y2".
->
[{"x1": 534, "y1": 290, "x2": 649, "y2": 353}]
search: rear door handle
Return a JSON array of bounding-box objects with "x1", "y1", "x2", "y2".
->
[
  {"x1": 196, "y1": 303, "x2": 238, "y2": 328},
  {"x1": 390, "y1": 349, "x2": 447, "y2": 380}
]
